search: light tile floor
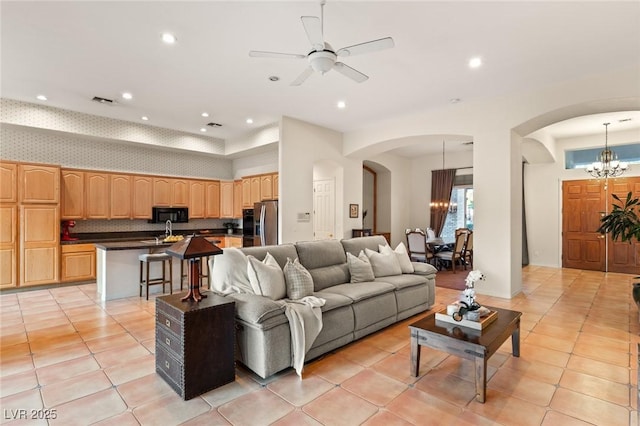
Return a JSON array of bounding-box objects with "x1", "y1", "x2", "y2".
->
[{"x1": 0, "y1": 266, "x2": 638, "y2": 425}]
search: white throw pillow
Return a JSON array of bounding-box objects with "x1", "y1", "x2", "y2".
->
[
  {"x1": 210, "y1": 248, "x2": 253, "y2": 294},
  {"x1": 347, "y1": 251, "x2": 375, "y2": 283},
  {"x1": 380, "y1": 243, "x2": 414, "y2": 273},
  {"x1": 247, "y1": 252, "x2": 286, "y2": 300},
  {"x1": 283, "y1": 257, "x2": 314, "y2": 300},
  {"x1": 364, "y1": 247, "x2": 402, "y2": 277}
]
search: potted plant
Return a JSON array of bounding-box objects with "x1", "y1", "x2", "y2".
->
[
  {"x1": 223, "y1": 222, "x2": 236, "y2": 235},
  {"x1": 597, "y1": 191, "x2": 640, "y2": 309}
]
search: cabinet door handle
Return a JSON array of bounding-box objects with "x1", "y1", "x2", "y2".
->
[
  {"x1": 165, "y1": 360, "x2": 170, "y2": 369},
  {"x1": 165, "y1": 319, "x2": 171, "y2": 327},
  {"x1": 165, "y1": 337, "x2": 170, "y2": 346}
]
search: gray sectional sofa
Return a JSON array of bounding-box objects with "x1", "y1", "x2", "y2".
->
[{"x1": 210, "y1": 235, "x2": 436, "y2": 379}]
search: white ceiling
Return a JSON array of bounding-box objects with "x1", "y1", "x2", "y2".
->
[{"x1": 2, "y1": 1, "x2": 639, "y2": 156}]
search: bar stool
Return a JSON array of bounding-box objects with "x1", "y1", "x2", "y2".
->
[
  {"x1": 180, "y1": 256, "x2": 209, "y2": 290},
  {"x1": 139, "y1": 253, "x2": 173, "y2": 300}
]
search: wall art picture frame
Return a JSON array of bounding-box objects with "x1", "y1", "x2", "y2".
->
[{"x1": 349, "y1": 204, "x2": 359, "y2": 218}]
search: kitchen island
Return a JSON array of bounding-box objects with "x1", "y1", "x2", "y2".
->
[{"x1": 94, "y1": 238, "x2": 221, "y2": 301}]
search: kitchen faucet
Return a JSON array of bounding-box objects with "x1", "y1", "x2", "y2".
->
[{"x1": 165, "y1": 220, "x2": 172, "y2": 237}]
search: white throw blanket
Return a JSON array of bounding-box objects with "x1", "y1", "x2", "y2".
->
[{"x1": 276, "y1": 296, "x2": 325, "y2": 377}]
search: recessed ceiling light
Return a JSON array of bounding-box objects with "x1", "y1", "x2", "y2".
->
[
  {"x1": 36, "y1": 95, "x2": 47, "y2": 101},
  {"x1": 141, "y1": 116, "x2": 149, "y2": 121},
  {"x1": 161, "y1": 33, "x2": 177, "y2": 44},
  {"x1": 468, "y1": 57, "x2": 482, "y2": 68},
  {"x1": 246, "y1": 118, "x2": 254, "y2": 124},
  {"x1": 200, "y1": 128, "x2": 207, "y2": 132},
  {"x1": 201, "y1": 112, "x2": 209, "y2": 117},
  {"x1": 450, "y1": 98, "x2": 461, "y2": 104},
  {"x1": 268, "y1": 76, "x2": 280, "y2": 82},
  {"x1": 337, "y1": 100, "x2": 346, "y2": 109},
  {"x1": 122, "y1": 92, "x2": 133, "y2": 100}
]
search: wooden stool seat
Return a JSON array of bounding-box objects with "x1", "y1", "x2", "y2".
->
[{"x1": 139, "y1": 253, "x2": 173, "y2": 300}]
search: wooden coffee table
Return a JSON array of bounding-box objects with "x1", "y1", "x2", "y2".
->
[{"x1": 409, "y1": 306, "x2": 521, "y2": 403}]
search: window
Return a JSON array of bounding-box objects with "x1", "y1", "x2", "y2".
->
[
  {"x1": 565, "y1": 143, "x2": 640, "y2": 169},
  {"x1": 441, "y1": 186, "x2": 473, "y2": 243}
]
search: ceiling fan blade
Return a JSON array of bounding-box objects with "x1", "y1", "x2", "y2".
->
[
  {"x1": 336, "y1": 37, "x2": 395, "y2": 57},
  {"x1": 291, "y1": 67, "x2": 314, "y2": 86},
  {"x1": 333, "y1": 62, "x2": 368, "y2": 83},
  {"x1": 249, "y1": 51, "x2": 306, "y2": 59},
  {"x1": 301, "y1": 16, "x2": 324, "y2": 51}
]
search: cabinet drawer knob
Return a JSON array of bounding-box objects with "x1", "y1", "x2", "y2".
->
[
  {"x1": 165, "y1": 360, "x2": 170, "y2": 369},
  {"x1": 165, "y1": 319, "x2": 171, "y2": 327},
  {"x1": 165, "y1": 337, "x2": 170, "y2": 346}
]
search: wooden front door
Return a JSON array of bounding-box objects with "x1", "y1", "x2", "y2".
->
[
  {"x1": 607, "y1": 177, "x2": 640, "y2": 274},
  {"x1": 562, "y1": 180, "x2": 606, "y2": 271},
  {"x1": 562, "y1": 177, "x2": 640, "y2": 273}
]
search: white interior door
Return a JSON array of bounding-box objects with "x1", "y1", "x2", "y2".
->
[{"x1": 313, "y1": 179, "x2": 335, "y2": 240}]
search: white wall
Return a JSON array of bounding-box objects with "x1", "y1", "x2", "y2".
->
[
  {"x1": 232, "y1": 149, "x2": 278, "y2": 179},
  {"x1": 280, "y1": 116, "x2": 361, "y2": 243},
  {"x1": 525, "y1": 128, "x2": 640, "y2": 267}
]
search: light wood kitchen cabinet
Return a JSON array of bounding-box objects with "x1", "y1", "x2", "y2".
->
[
  {"x1": 233, "y1": 180, "x2": 243, "y2": 218},
  {"x1": 220, "y1": 181, "x2": 234, "y2": 218},
  {"x1": 0, "y1": 161, "x2": 17, "y2": 203},
  {"x1": 250, "y1": 176, "x2": 261, "y2": 205},
  {"x1": 132, "y1": 175, "x2": 153, "y2": 219},
  {"x1": 19, "y1": 164, "x2": 60, "y2": 204},
  {"x1": 61, "y1": 169, "x2": 85, "y2": 219},
  {"x1": 85, "y1": 172, "x2": 109, "y2": 219},
  {"x1": 61, "y1": 243, "x2": 96, "y2": 282},
  {"x1": 189, "y1": 180, "x2": 206, "y2": 219},
  {"x1": 110, "y1": 174, "x2": 132, "y2": 219},
  {"x1": 153, "y1": 178, "x2": 171, "y2": 206},
  {"x1": 273, "y1": 173, "x2": 279, "y2": 199},
  {"x1": 0, "y1": 205, "x2": 17, "y2": 288},
  {"x1": 260, "y1": 174, "x2": 273, "y2": 200},
  {"x1": 205, "y1": 181, "x2": 221, "y2": 218},
  {"x1": 225, "y1": 236, "x2": 242, "y2": 248},
  {"x1": 172, "y1": 179, "x2": 189, "y2": 207},
  {"x1": 20, "y1": 205, "x2": 59, "y2": 286},
  {"x1": 242, "y1": 178, "x2": 251, "y2": 208}
]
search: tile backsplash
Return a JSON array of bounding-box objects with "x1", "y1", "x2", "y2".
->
[{"x1": 69, "y1": 218, "x2": 239, "y2": 234}]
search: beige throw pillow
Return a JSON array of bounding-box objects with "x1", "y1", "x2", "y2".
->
[
  {"x1": 347, "y1": 251, "x2": 375, "y2": 283},
  {"x1": 247, "y1": 252, "x2": 286, "y2": 300},
  {"x1": 210, "y1": 247, "x2": 253, "y2": 294},
  {"x1": 380, "y1": 243, "x2": 414, "y2": 273},
  {"x1": 364, "y1": 247, "x2": 402, "y2": 277},
  {"x1": 283, "y1": 257, "x2": 314, "y2": 300}
]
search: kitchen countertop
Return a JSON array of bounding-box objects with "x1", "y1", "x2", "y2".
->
[
  {"x1": 94, "y1": 238, "x2": 223, "y2": 251},
  {"x1": 61, "y1": 229, "x2": 244, "y2": 245}
]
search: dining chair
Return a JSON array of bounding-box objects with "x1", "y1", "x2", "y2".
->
[
  {"x1": 434, "y1": 231, "x2": 467, "y2": 273},
  {"x1": 462, "y1": 231, "x2": 473, "y2": 269},
  {"x1": 426, "y1": 227, "x2": 436, "y2": 240},
  {"x1": 405, "y1": 229, "x2": 434, "y2": 264}
]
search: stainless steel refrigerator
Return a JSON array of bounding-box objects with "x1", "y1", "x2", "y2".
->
[{"x1": 253, "y1": 200, "x2": 278, "y2": 246}]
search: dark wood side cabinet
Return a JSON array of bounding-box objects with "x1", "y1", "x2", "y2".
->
[
  {"x1": 352, "y1": 228, "x2": 372, "y2": 238},
  {"x1": 156, "y1": 292, "x2": 235, "y2": 400}
]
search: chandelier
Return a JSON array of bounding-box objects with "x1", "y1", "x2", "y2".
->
[{"x1": 585, "y1": 122, "x2": 628, "y2": 178}]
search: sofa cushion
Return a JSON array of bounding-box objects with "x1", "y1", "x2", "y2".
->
[
  {"x1": 412, "y1": 262, "x2": 438, "y2": 276},
  {"x1": 341, "y1": 235, "x2": 388, "y2": 257},
  {"x1": 364, "y1": 248, "x2": 402, "y2": 277},
  {"x1": 380, "y1": 243, "x2": 414, "y2": 274},
  {"x1": 347, "y1": 251, "x2": 375, "y2": 283},
  {"x1": 210, "y1": 247, "x2": 253, "y2": 295},
  {"x1": 247, "y1": 253, "x2": 286, "y2": 300},
  {"x1": 375, "y1": 274, "x2": 427, "y2": 290},
  {"x1": 322, "y1": 281, "x2": 395, "y2": 303},
  {"x1": 283, "y1": 258, "x2": 314, "y2": 300},
  {"x1": 241, "y1": 244, "x2": 298, "y2": 269},
  {"x1": 295, "y1": 239, "x2": 346, "y2": 269},
  {"x1": 308, "y1": 264, "x2": 351, "y2": 292},
  {"x1": 313, "y1": 290, "x2": 353, "y2": 313}
]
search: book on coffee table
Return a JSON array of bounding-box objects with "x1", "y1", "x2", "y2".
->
[{"x1": 435, "y1": 308, "x2": 498, "y2": 330}]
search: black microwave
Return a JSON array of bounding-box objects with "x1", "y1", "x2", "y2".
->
[{"x1": 150, "y1": 207, "x2": 188, "y2": 223}]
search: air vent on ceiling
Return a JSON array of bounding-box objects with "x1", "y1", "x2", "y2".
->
[
  {"x1": 92, "y1": 96, "x2": 115, "y2": 105},
  {"x1": 207, "y1": 122, "x2": 222, "y2": 127},
  {"x1": 462, "y1": 141, "x2": 474, "y2": 145}
]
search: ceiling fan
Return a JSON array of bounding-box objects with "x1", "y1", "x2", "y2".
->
[{"x1": 249, "y1": 0, "x2": 394, "y2": 86}]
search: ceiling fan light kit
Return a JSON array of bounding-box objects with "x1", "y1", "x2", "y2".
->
[{"x1": 249, "y1": 0, "x2": 394, "y2": 86}]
